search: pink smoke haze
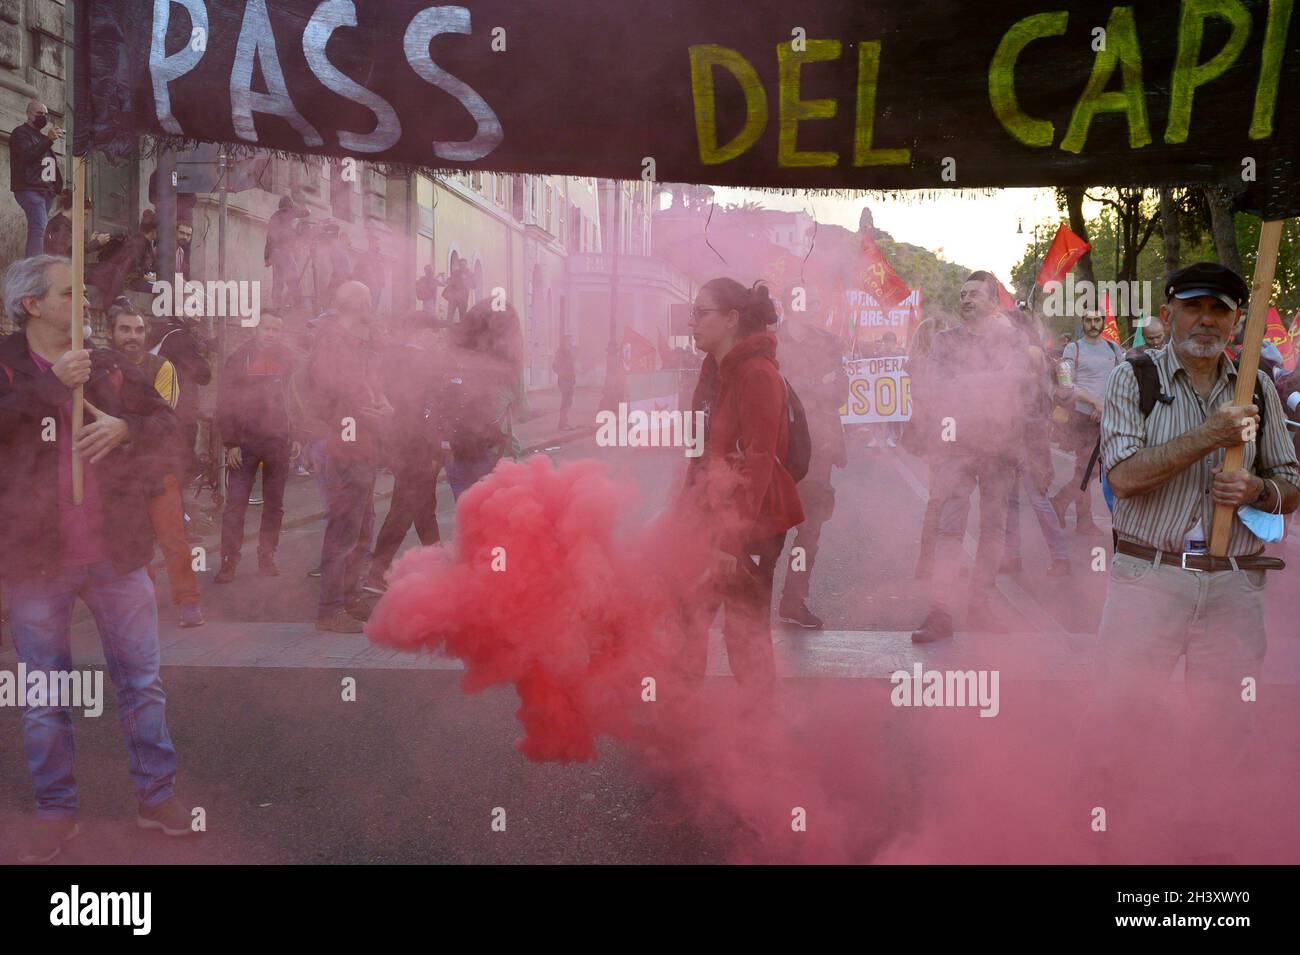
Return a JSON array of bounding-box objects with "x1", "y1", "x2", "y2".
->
[{"x1": 366, "y1": 454, "x2": 1300, "y2": 864}]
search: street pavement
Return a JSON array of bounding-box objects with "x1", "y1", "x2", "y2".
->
[{"x1": 3, "y1": 392, "x2": 1299, "y2": 863}]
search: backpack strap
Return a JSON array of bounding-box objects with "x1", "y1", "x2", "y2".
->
[
  {"x1": 1127, "y1": 352, "x2": 1167, "y2": 418},
  {"x1": 1081, "y1": 354, "x2": 1166, "y2": 490}
]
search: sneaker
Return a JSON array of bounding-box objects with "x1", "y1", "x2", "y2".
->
[
  {"x1": 179, "y1": 602, "x2": 205, "y2": 628},
  {"x1": 999, "y1": 558, "x2": 1023, "y2": 576},
  {"x1": 16, "y1": 818, "x2": 81, "y2": 863},
  {"x1": 248, "y1": 494, "x2": 264, "y2": 506},
  {"x1": 316, "y1": 611, "x2": 365, "y2": 634},
  {"x1": 778, "y1": 600, "x2": 824, "y2": 629},
  {"x1": 885, "y1": 437, "x2": 898, "y2": 448},
  {"x1": 214, "y1": 557, "x2": 238, "y2": 584},
  {"x1": 294, "y1": 465, "x2": 310, "y2": 477},
  {"x1": 360, "y1": 578, "x2": 388, "y2": 596},
  {"x1": 345, "y1": 597, "x2": 375, "y2": 621},
  {"x1": 258, "y1": 555, "x2": 281, "y2": 578},
  {"x1": 1047, "y1": 559, "x2": 1073, "y2": 577},
  {"x1": 867, "y1": 437, "x2": 881, "y2": 448},
  {"x1": 911, "y1": 609, "x2": 953, "y2": 644},
  {"x1": 136, "y1": 796, "x2": 197, "y2": 837},
  {"x1": 307, "y1": 566, "x2": 322, "y2": 578}
]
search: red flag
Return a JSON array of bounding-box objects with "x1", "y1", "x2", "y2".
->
[
  {"x1": 857, "y1": 231, "x2": 911, "y2": 308},
  {"x1": 1035, "y1": 223, "x2": 1091, "y2": 288},
  {"x1": 1101, "y1": 292, "x2": 1120, "y2": 344},
  {"x1": 1287, "y1": 310, "x2": 1300, "y2": 372},
  {"x1": 622, "y1": 327, "x2": 657, "y2": 372},
  {"x1": 997, "y1": 281, "x2": 1016, "y2": 311},
  {"x1": 1261, "y1": 306, "x2": 1295, "y2": 371}
]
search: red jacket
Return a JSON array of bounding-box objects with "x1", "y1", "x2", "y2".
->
[{"x1": 686, "y1": 332, "x2": 804, "y2": 550}]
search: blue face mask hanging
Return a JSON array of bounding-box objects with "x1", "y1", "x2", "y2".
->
[{"x1": 1238, "y1": 481, "x2": 1285, "y2": 542}]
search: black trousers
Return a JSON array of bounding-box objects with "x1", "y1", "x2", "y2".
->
[{"x1": 370, "y1": 460, "x2": 441, "y2": 581}]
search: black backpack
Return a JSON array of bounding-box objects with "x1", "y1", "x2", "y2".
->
[
  {"x1": 1081, "y1": 352, "x2": 1268, "y2": 488},
  {"x1": 782, "y1": 378, "x2": 812, "y2": 483}
]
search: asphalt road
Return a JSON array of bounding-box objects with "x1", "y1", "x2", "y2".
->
[{"x1": 2, "y1": 432, "x2": 1298, "y2": 863}]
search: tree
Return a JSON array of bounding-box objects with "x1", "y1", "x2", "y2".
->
[
  {"x1": 1204, "y1": 186, "x2": 1244, "y2": 277},
  {"x1": 1084, "y1": 188, "x2": 1162, "y2": 285},
  {"x1": 1059, "y1": 187, "x2": 1096, "y2": 286},
  {"x1": 1158, "y1": 188, "x2": 1180, "y2": 279}
]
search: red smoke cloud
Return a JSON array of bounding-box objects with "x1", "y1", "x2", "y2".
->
[{"x1": 367, "y1": 454, "x2": 716, "y2": 762}]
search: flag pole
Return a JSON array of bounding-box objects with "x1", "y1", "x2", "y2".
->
[
  {"x1": 71, "y1": 156, "x2": 86, "y2": 504},
  {"x1": 1209, "y1": 218, "x2": 1286, "y2": 556}
]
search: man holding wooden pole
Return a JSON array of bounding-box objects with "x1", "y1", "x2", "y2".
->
[
  {"x1": 0, "y1": 254, "x2": 197, "y2": 862},
  {"x1": 1082, "y1": 253, "x2": 1297, "y2": 840}
]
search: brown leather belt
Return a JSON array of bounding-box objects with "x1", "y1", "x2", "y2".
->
[{"x1": 1115, "y1": 539, "x2": 1286, "y2": 573}]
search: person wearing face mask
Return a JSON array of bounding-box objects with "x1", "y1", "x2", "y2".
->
[
  {"x1": 1078, "y1": 263, "x2": 1299, "y2": 842},
  {"x1": 10, "y1": 101, "x2": 65, "y2": 259}
]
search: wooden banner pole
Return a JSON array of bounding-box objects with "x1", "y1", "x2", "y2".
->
[
  {"x1": 71, "y1": 154, "x2": 86, "y2": 505},
  {"x1": 1208, "y1": 218, "x2": 1286, "y2": 556}
]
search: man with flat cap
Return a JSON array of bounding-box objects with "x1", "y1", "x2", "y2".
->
[{"x1": 1079, "y1": 262, "x2": 1299, "y2": 847}]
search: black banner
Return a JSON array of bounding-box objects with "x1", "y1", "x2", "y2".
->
[{"x1": 76, "y1": 0, "x2": 1300, "y2": 217}]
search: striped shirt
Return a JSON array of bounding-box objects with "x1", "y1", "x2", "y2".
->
[{"x1": 1100, "y1": 344, "x2": 1299, "y2": 555}]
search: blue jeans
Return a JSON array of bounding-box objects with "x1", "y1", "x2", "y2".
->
[
  {"x1": 318, "y1": 455, "x2": 376, "y2": 616},
  {"x1": 14, "y1": 189, "x2": 53, "y2": 258},
  {"x1": 1005, "y1": 464, "x2": 1070, "y2": 563},
  {"x1": 3, "y1": 562, "x2": 177, "y2": 819},
  {"x1": 445, "y1": 452, "x2": 501, "y2": 500}
]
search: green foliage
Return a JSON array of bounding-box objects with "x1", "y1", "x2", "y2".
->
[
  {"x1": 1013, "y1": 190, "x2": 1300, "y2": 341},
  {"x1": 876, "y1": 235, "x2": 971, "y2": 319}
]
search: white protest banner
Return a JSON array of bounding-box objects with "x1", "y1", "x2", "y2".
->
[{"x1": 839, "y1": 355, "x2": 912, "y2": 424}]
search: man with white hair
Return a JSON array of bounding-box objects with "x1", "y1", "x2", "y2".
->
[
  {"x1": 0, "y1": 256, "x2": 197, "y2": 862},
  {"x1": 1082, "y1": 262, "x2": 1300, "y2": 846}
]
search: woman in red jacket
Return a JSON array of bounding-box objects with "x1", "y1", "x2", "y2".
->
[{"x1": 679, "y1": 278, "x2": 804, "y2": 691}]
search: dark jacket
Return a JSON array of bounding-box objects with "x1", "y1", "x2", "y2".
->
[
  {"x1": 307, "y1": 321, "x2": 387, "y2": 465},
  {"x1": 686, "y1": 332, "x2": 804, "y2": 550},
  {"x1": 217, "y1": 341, "x2": 293, "y2": 448},
  {"x1": 9, "y1": 122, "x2": 62, "y2": 194},
  {"x1": 149, "y1": 318, "x2": 212, "y2": 424},
  {"x1": 0, "y1": 332, "x2": 179, "y2": 579},
  {"x1": 923, "y1": 321, "x2": 1031, "y2": 460},
  {"x1": 775, "y1": 322, "x2": 847, "y2": 469}
]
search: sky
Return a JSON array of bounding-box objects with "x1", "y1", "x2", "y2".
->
[{"x1": 711, "y1": 186, "x2": 1088, "y2": 287}]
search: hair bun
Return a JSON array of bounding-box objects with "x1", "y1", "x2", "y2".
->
[{"x1": 750, "y1": 282, "x2": 779, "y2": 327}]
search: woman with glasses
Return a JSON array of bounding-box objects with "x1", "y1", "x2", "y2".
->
[{"x1": 676, "y1": 278, "x2": 804, "y2": 693}]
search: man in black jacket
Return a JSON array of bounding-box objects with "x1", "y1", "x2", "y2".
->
[
  {"x1": 148, "y1": 313, "x2": 212, "y2": 491},
  {"x1": 9, "y1": 101, "x2": 64, "y2": 258},
  {"x1": 0, "y1": 255, "x2": 196, "y2": 862},
  {"x1": 214, "y1": 312, "x2": 299, "y2": 581}
]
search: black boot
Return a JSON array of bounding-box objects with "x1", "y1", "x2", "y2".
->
[
  {"x1": 778, "y1": 599, "x2": 824, "y2": 630},
  {"x1": 911, "y1": 608, "x2": 954, "y2": 644}
]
